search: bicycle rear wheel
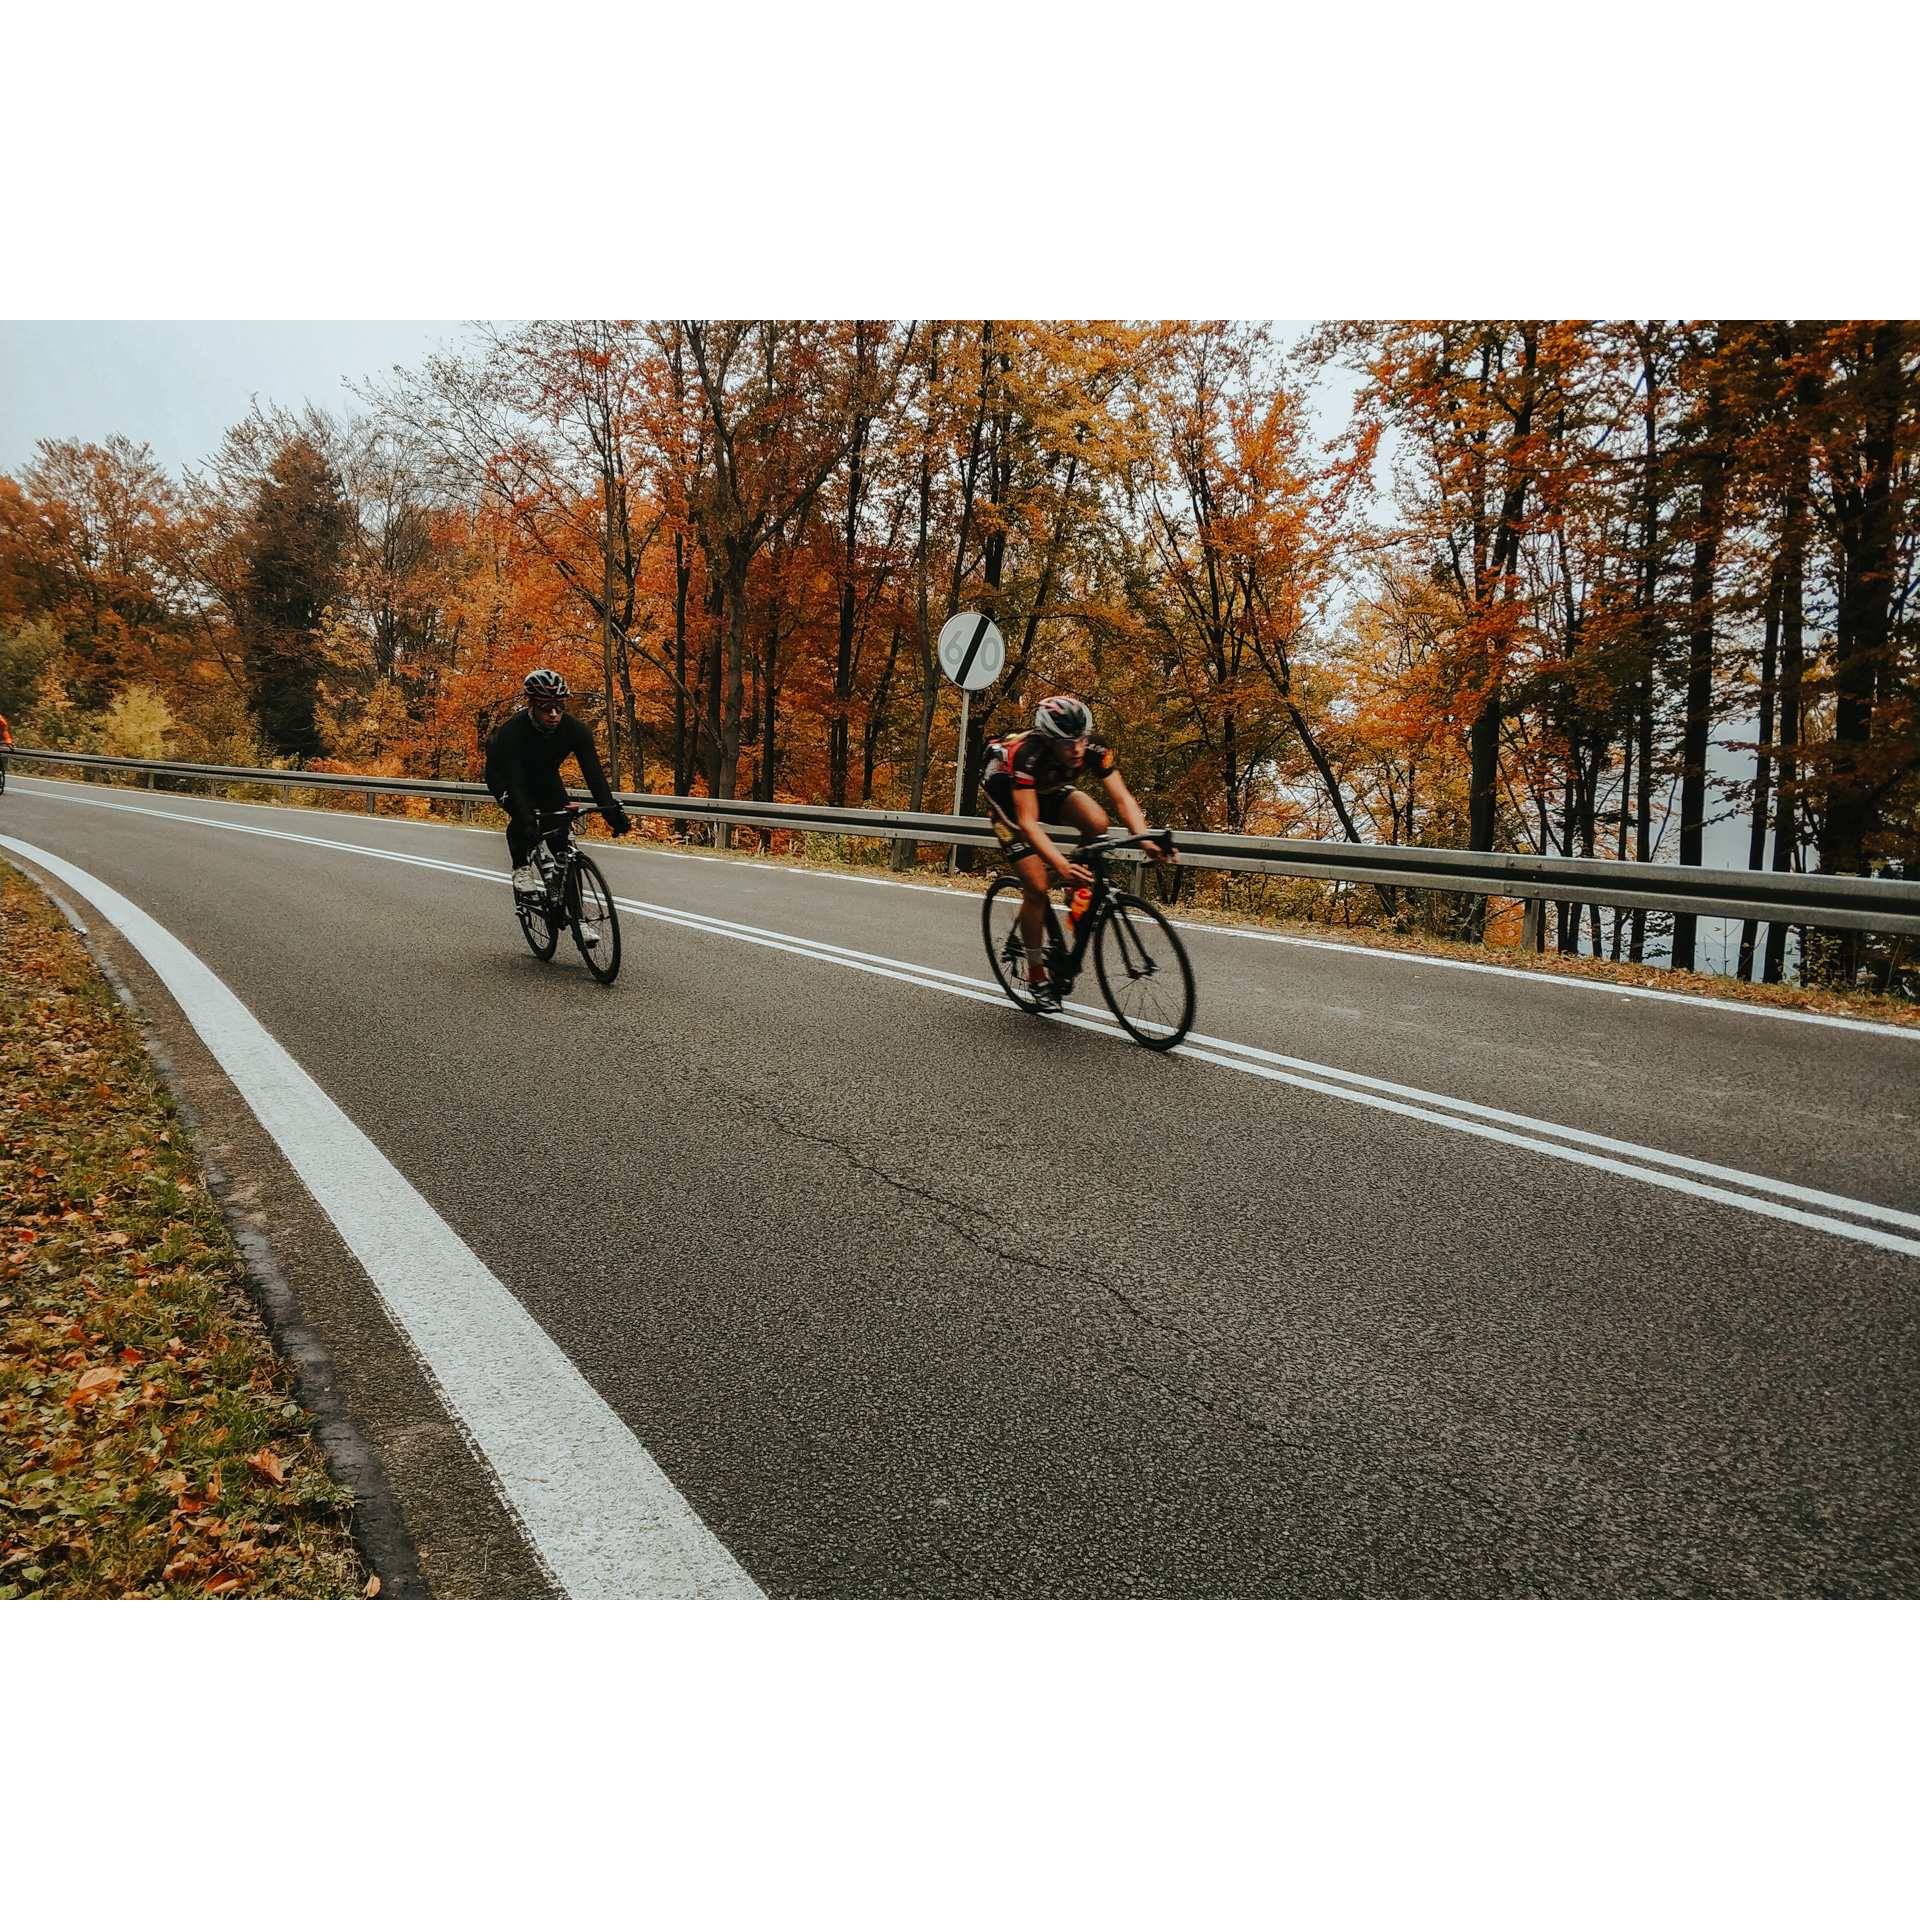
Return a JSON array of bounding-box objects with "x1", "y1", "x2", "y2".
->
[
  {"x1": 982, "y1": 875, "x2": 1061, "y2": 1015},
  {"x1": 517, "y1": 890, "x2": 559, "y2": 961},
  {"x1": 1093, "y1": 894, "x2": 1195, "y2": 1048},
  {"x1": 568, "y1": 855, "x2": 621, "y2": 983}
]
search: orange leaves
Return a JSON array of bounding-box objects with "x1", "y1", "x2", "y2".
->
[
  {"x1": 363, "y1": 1574, "x2": 381, "y2": 1598},
  {"x1": 65, "y1": 1365, "x2": 124, "y2": 1412},
  {"x1": 245, "y1": 1449, "x2": 286, "y2": 1485}
]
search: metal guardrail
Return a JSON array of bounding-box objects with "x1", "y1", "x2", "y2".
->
[{"x1": 10, "y1": 747, "x2": 1918, "y2": 938}]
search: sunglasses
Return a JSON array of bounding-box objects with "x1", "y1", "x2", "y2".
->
[{"x1": 531, "y1": 698, "x2": 566, "y2": 714}]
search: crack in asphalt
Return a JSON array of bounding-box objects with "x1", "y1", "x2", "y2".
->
[
  {"x1": 731, "y1": 1088, "x2": 1272, "y2": 1419},
  {"x1": 1115, "y1": 1359, "x2": 1313, "y2": 1457}
]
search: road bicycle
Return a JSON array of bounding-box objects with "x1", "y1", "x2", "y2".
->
[
  {"x1": 982, "y1": 830, "x2": 1195, "y2": 1049},
  {"x1": 515, "y1": 805, "x2": 621, "y2": 984}
]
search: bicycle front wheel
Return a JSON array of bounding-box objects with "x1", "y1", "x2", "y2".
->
[
  {"x1": 568, "y1": 855, "x2": 621, "y2": 984},
  {"x1": 1094, "y1": 894, "x2": 1194, "y2": 1048},
  {"x1": 517, "y1": 893, "x2": 558, "y2": 962}
]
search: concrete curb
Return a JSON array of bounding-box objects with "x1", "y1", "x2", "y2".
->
[{"x1": 21, "y1": 867, "x2": 432, "y2": 1600}]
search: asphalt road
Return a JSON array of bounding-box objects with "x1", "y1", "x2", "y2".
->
[{"x1": 5, "y1": 773, "x2": 1915, "y2": 1598}]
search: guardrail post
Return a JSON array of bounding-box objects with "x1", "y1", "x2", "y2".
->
[
  {"x1": 1522, "y1": 898, "x2": 1543, "y2": 952},
  {"x1": 460, "y1": 800, "x2": 473, "y2": 824},
  {"x1": 365, "y1": 791, "x2": 377, "y2": 816},
  {"x1": 1127, "y1": 857, "x2": 1145, "y2": 898}
]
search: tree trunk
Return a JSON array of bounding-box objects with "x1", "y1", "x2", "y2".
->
[
  {"x1": 720, "y1": 553, "x2": 748, "y2": 802},
  {"x1": 1737, "y1": 557, "x2": 1785, "y2": 980},
  {"x1": 672, "y1": 529, "x2": 692, "y2": 796},
  {"x1": 601, "y1": 470, "x2": 619, "y2": 782},
  {"x1": 703, "y1": 574, "x2": 726, "y2": 800},
  {"x1": 1819, "y1": 324, "x2": 1904, "y2": 926},
  {"x1": 1631, "y1": 680, "x2": 1654, "y2": 963},
  {"x1": 892, "y1": 417, "x2": 937, "y2": 872},
  {"x1": 1672, "y1": 357, "x2": 1730, "y2": 973},
  {"x1": 861, "y1": 626, "x2": 902, "y2": 802},
  {"x1": 1764, "y1": 510, "x2": 1807, "y2": 984}
]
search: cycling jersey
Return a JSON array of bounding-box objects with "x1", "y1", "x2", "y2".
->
[
  {"x1": 982, "y1": 730, "x2": 1116, "y2": 808},
  {"x1": 484, "y1": 710, "x2": 621, "y2": 865},
  {"x1": 981, "y1": 730, "x2": 1119, "y2": 862}
]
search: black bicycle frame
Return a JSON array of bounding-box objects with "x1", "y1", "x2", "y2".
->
[
  {"x1": 529, "y1": 806, "x2": 588, "y2": 908},
  {"x1": 1033, "y1": 831, "x2": 1173, "y2": 992}
]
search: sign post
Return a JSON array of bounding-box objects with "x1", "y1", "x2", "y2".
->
[{"x1": 936, "y1": 612, "x2": 1005, "y2": 871}]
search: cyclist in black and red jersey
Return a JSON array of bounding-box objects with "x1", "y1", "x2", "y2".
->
[
  {"x1": 980, "y1": 694, "x2": 1174, "y2": 1011},
  {"x1": 485, "y1": 669, "x2": 632, "y2": 894}
]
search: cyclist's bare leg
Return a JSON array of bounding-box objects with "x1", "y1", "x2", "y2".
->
[
  {"x1": 1012, "y1": 851, "x2": 1054, "y2": 954},
  {"x1": 1057, "y1": 788, "x2": 1108, "y2": 847},
  {"x1": 1012, "y1": 792, "x2": 1109, "y2": 982}
]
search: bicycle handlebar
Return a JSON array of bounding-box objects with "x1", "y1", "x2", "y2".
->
[
  {"x1": 533, "y1": 802, "x2": 630, "y2": 831},
  {"x1": 1075, "y1": 829, "x2": 1176, "y2": 859}
]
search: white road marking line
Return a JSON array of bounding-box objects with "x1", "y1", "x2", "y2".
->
[
  {"x1": 0, "y1": 832, "x2": 763, "y2": 1602},
  {"x1": 14, "y1": 790, "x2": 1916, "y2": 1259},
  {"x1": 22, "y1": 774, "x2": 1909, "y2": 1042},
  {"x1": 1177, "y1": 919, "x2": 1920, "y2": 1041},
  {"x1": 606, "y1": 894, "x2": 1920, "y2": 1258},
  {"x1": 1168, "y1": 1030, "x2": 1920, "y2": 1233},
  {"x1": 1168, "y1": 1050, "x2": 1920, "y2": 1259}
]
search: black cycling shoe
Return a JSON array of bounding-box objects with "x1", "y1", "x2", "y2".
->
[{"x1": 1030, "y1": 982, "x2": 1063, "y2": 1013}]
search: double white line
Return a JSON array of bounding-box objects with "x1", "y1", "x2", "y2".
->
[
  {"x1": 21, "y1": 784, "x2": 1920, "y2": 1261},
  {"x1": 606, "y1": 890, "x2": 1920, "y2": 1261}
]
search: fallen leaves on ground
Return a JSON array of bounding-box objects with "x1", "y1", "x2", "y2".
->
[{"x1": 0, "y1": 866, "x2": 371, "y2": 1600}]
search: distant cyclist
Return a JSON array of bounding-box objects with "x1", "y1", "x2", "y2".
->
[
  {"x1": 0, "y1": 709, "x2": 11, "y2": 791},
  {"x1": 980, "y1": 694, "x2": 1173, "y2": 1010},
  {"x1": 485, "y1": 669, "x2": 632, "y2": 895}
]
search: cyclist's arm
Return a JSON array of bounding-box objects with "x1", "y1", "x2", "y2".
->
[
  {"x1": 1013, "y1": 786, "x2": 1089, "y2": 884},
  {"x1": 486, "y1": 744, "x2": 537, "y2": 824},
  {"x1": 1099, "y1": 768, "x2": 1175, "y2": 861},
  {"x1": 569, "y1": 725, "x2": 632, "y2": 834}
]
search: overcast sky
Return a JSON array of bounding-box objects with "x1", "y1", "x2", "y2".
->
[{"x1": 0, "y1": 321, "x2": 477, "y2": 479}]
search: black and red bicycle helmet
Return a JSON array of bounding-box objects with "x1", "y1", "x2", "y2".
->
[{"x1": 1033, "y1": 695, "x2": 1093, "y2": 741}]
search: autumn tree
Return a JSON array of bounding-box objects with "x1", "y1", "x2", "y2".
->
[
  {"x1": 1138, "y1": 321, "x2": 1357, "y2": 838},
  {"x1": 0, "y1": 435, "x2": 187, "y2": 711},
  {"x1": 1319, "y1": 322, "x2": 1590, "y2": 934}
]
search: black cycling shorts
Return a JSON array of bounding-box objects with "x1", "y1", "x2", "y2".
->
[{"x1": 988, "y1": 786, "x2": 1077, "y2": 864}]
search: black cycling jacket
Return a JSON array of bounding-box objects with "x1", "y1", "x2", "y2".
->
[{"x1": 484, "y1": 710, "x2": 621, "y2": 821}]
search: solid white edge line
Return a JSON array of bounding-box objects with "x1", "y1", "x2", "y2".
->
[
  {"x1": 19, "y1": 772, "x2": 1911, "y2": 1043},
  {"x1": 0, "y1": 831, "x2": 764, "y2": 1601},
  {"x1": 15, "y1": 787, "x2": 1916, "y2": 1261}
]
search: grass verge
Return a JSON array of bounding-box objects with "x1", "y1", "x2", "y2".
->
[{"x1": 1, "y1": 862, "x2": 369, "y2": 1599}]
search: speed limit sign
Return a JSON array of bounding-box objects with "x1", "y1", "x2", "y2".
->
[{"x1": 937, "y1": 612, "x2": 1004, "y2": 691}]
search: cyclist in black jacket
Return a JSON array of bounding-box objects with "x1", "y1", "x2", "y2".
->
[{"x1": 485, "y1": 669, "x2": 632, "y2": 895}]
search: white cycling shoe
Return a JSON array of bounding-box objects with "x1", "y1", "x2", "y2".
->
[
  {"x1": 578, "y1": 926, "x2": 600, "y2": 948},
  {"x1": 512, "y1": 864, "x2": 543, "y2": 896}
]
